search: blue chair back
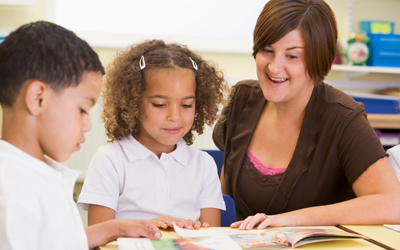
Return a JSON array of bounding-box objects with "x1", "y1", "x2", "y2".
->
[
  {"x1": 221, "y1": 194, "x2": 236, "y2": 227},
  {"x1": 203, "y1": 149, "x2": 224, "y2": 178}
]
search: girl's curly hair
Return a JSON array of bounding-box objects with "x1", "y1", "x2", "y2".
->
[{"x1": 102, "y1": 39, "x2": 227, "y2": 145}]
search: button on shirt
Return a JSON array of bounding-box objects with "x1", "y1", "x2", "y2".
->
[
  {"x1": 0, "y1": 140, "x2": 88, "y2": 250},
  {"x1": 77, "y1": 135, "x2": 225, "y2": 221}
]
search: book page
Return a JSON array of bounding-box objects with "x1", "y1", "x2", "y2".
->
[
  {"x1": 173, "y1": 226, "x2": 367, "y2": 249},
  {"x1": 265, "y1": 228, "x2": 367, "y2": 247},
  {"x1": 118, "y1": 236, "x2": 242, "y2": 250},
  {"x1": 173, "y1": 224, "x2": 265, "y2": 238},
  {"x1": 384, "y1": 224, "x2": 400, "y2": 232}
]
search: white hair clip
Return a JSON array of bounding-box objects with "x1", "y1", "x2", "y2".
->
[
  {"x1": 189, "y1": 57, "x2": 198, "y2": 70},
  {"x1": 139, "y1": 55, "x2": 146, "y2": 70}
]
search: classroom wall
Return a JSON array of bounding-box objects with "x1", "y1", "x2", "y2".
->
[{"x1": 1, "y1": 0, "x2": 400, "y2": 156}]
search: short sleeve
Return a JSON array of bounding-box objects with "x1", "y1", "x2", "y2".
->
[
  {"x1": 213, "y1": 85, "x2": 239, "y2": 152},
  {"x1": 77, "y1": 147, "x2": 121, "y2": 211},
  {"x1": 197, "y1": 154, "x2": 226, "y2": 211},
  {"x1": 338, "y1": 112, "x2": 387, "y2": 185}
]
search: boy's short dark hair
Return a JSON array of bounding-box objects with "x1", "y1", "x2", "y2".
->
[{"x1": 0, "y1": 21, "x2": 105, "y2": 107}]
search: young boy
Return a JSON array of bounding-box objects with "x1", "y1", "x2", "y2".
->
[{"x1": 0, "y1": 21, "x2": 161, "y2": 250}]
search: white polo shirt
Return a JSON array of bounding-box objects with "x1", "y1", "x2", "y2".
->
[
  {"x1": 77, "y1": 135, "x2": 225, "y2": 221},
  {"x1": 0, "y1": 140, "x2": 88, "y2": 250}
]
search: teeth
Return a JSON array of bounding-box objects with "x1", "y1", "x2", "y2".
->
[{"x1": 269, "y1": 75, "x2": 287, "y2": 82}]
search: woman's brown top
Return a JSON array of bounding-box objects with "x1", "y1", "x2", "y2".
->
[{"x1": 213, "y1": 80, "x2": 386, "y2": 220}]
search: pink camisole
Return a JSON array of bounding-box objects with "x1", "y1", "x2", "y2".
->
[{"x1": 247, "y1": 149, "x2": 286, "y2": 175}]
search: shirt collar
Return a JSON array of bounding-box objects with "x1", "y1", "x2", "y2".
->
[
  {"x1": 169, "y1": 140, "x2": 189, "y2": 167},
  {"x1": 118, "y1": 135, "x2": 189, "y2": 167}
]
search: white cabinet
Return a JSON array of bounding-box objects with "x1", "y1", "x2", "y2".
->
[
  {"x1": 330, "y1": 65, "x2": 400, "y2": 129},
  {"x1": 331, "y1": 65, "x2": 400, "y2": 75}
]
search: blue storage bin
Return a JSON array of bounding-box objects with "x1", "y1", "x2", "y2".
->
[
  {"x1": 367, "y1": 33, "x2": 400, "y2": 67},
  {"x1": 346, "y1": 91, "x2": 400, "y2": 114},
  {"x1": 360, "y1": 21, "x2": 394, "y2": 34}
]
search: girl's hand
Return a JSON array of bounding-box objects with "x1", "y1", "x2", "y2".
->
[
  {"x1": 151, "y1": 215, "x2": 195, "y2": 229},
  {"x1": 193, "y1": 220, "x2": 209, "y2": 229},
  {"x1": 230, "y1": 213, "x2": 271, "y2": 230}
]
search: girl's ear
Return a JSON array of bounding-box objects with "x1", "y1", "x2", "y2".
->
[{"x1": 25, "y1": 80, "x2": 48, "y2": 116}]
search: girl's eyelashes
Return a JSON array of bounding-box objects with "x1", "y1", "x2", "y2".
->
[
  {"x1": 152, "y1": 103, "x2": 165, "y2": 108},
  {"x1": 152, "y1": 103, "x2": 194, "y2": 108},
  {"x1": 287, "y1": 55, "x2": 298, "y2": 59}
]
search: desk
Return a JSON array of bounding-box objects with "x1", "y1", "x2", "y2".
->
[
  {"x1": 341, "y1": 225, "x2": 400, "y2": 250},
  {"x1": 100, "y1": 226, "x2": 399, "y2": 250}
]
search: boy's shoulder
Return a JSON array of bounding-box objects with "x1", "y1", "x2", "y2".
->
[
  {"x1": 0, "y1": 140, "x2": 37, "y2": 180},
  {"x1": 0, "y1": 140, "x2": 64, "y2": 205}
]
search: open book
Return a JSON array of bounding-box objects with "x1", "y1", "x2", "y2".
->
[{"x1": 117, "y1": 225, "x2": 368, "y2": 250}]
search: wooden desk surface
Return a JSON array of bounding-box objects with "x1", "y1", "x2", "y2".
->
[
  {"x1": 100, "y1": 226, "x2": 398, "y2": 249},
  {"x1": 342, "y1": 225, "x2": 400, "y2": 250}
]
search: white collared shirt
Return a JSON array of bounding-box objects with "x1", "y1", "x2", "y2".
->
[
  {"x1": 77, "y1": 135, "x2": 225, "y2": 221},
  {"x1": 0, "y1": 140, "x2": 88, "y2": 250},
  {"x1": 387, "y1": 145, "x2": 400, "y2": 182}
]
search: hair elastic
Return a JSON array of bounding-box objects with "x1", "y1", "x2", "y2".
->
[
  {"x1": 189, "y1": 57, "x2": 198, "y2": 70},
  {"x1": 139, "y1": 55, "x2": 146, "y2": 70}
]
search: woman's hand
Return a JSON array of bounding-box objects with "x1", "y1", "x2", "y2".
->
[
  {"x1": 230, "y1": 213, "x2": 272, "y2": 230},
  {"x1": 151, "y1": 215, "x2": 206, "y2": 230}
]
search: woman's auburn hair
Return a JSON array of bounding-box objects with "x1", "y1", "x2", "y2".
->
[
  {"x1": 101, "y1": 40, "x2": 227, "y2": 145},
  {"x1": 253, "y1": 0, "x2": 338, "y2": 84}
]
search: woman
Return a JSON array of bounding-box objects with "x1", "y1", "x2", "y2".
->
[{"x1": 213, "y1": 0, "x2": 400, "y2": 229}]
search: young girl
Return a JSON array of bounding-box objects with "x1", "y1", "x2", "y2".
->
[{"x1": 77, "y1": 40, "x2": 227, "y2": 229}]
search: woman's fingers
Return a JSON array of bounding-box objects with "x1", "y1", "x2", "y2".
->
[
  {"x1": 231, "y1": 213, "x2": 269, "y2": 230},
  {"x1": 240, "y1": 216, "x2": 254, "y2": 230},
  {"x1": 230, "y1": 220, "x2": 243, "y2": 228},
  {"x1": 257, "y1": 216, "x2": 272, "y2": 229}
]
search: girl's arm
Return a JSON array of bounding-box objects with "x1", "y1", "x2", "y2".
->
[
  {"x1": 85, "y1": 219, "x2": 161, "y2": 249},
  {"x1": 88, "y1": 204, "x2": 116, "y2": 226},
  {"x1": 232, "y1": 157, "x2": 400, "y2": 229},
  {"x1": 198, "y1": 208, "x2": 221, "y2": 228}
]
